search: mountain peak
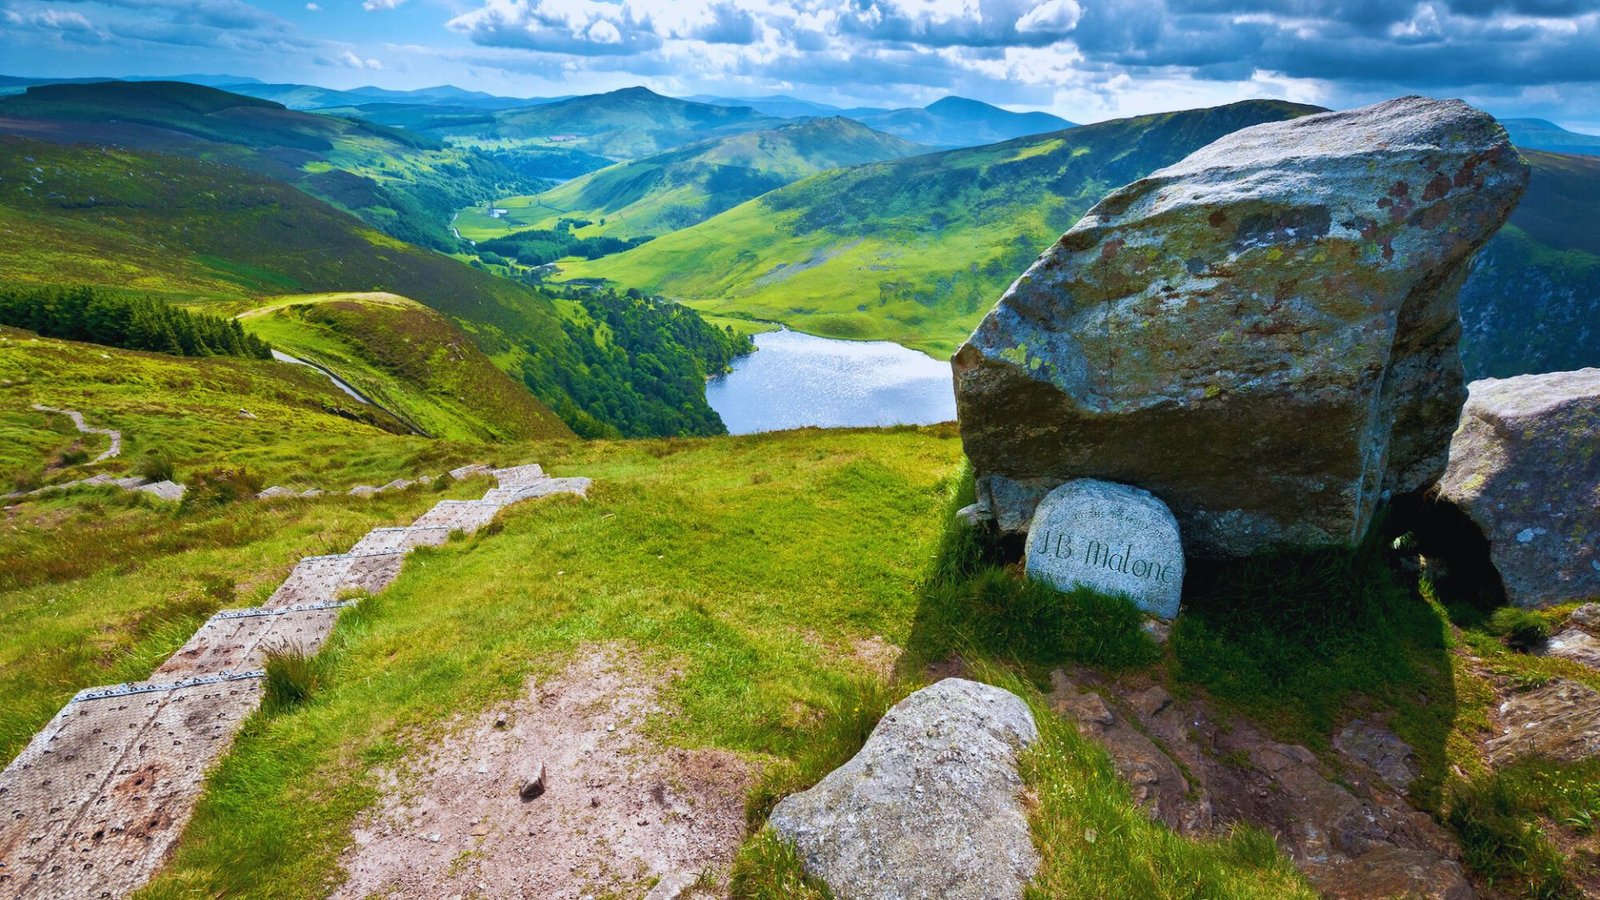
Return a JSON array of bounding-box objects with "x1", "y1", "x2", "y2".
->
[{"x1": 924, "y1": 95, "x2": 998, "y2": 115}]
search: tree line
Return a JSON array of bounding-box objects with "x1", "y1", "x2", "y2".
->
[
  {"x1": 524, "y1": 286, "x2": 753, "y2": 438},
  {"x1": 0, "y1": 285, "x2": 272, "y2": 359}
]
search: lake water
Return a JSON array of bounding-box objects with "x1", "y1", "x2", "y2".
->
[{"x1": 706, "y1": 329, "x2": 957, "y2": 435}]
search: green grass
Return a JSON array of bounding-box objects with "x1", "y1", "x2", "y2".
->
[
  {"x1": 557, "y1": 100, "x2": 1323, "y2": 357},
  {"x1": 0, "y1": 135, "x2": 731, "y2": 439},
  {"x1": 133, "y1": 432, "x2": 1327, "y2": 898},
  {"x1": 463, "y1": 117, "x2": 927, "y2": 242},
  {"x1": 234, "y1": 291, "x2": 575, "y2": 442},
  {"x1": 1445, "y1": 759, "x2": 1594, "y2": 899},
  {"x1": 0, "y1": 327, "x2": 467, "y2": 489}
]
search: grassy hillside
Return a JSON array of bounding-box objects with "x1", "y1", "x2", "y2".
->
[
  {"x1": 0, "y1": 326, "x2": 511, "y2": 763},
  {"x1": 456, "y1": 117, "x2": 929, "y2": 242},
  {"x1": 352, "y1": 86, "x2": 783, "y2": 160},
  {"x1": 1503, "y1": 118, "x2": 1600, "y2": 156},
  {"x1": 0, "y1": 81, "x2": 525, "y2": 251},
  {"x1": 854, "y1": 96, "x2": 1075, "y2": 148},
  {"x1": 108, "y1": 423, "x2": 1304, "y2": 899},
  {"x1": 560, "y1": 99, "x2": 1323, "y2": 356},
  {"x1": 0, "y1": 135, "x2": 735, "y2": 438},
  {"x1": 234, "y1": 292, "x2": 574, "y2": 443},
  {"x1": 1458, "y1": 150, "x2": 1600, "y2": 378}
]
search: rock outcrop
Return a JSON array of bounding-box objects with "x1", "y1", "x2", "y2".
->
[
  {"x1": 1048, "y1": 670, "x2": 1473, "y2": 899},
  {"x1": 1486, "y1": 679, "x2": 1600, "y2": 766},
  {"x1": 1435, "y1": 368, "x2": 1600, "y2": 607},
  {"x1": 953, "y1": 96, "x2": 1528, "y2": 557},
  {"x1": 768, "y1": 678, "x2": 1039, "y2": 900}
]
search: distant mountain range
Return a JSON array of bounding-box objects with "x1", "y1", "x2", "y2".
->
[
  {"x1": 689, "y1": 94, "x2": 1076, "y2": 147},
  {"x1": 558, "y1": 99, "x2": 1323, "y2": 356},
  {"x1": 0, "y1": 80, "x2": 520, "y2": 251}
]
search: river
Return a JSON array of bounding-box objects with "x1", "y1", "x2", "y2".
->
[{"x1": 705, "y1": 329, "x2": 957, "y2": 435}]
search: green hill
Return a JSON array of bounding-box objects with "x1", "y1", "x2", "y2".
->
[
  {"x1": 0, "y1": 81, "x2": 526, "y2": 251},
  {"x1": 0, "y1": 135, "x2": 739, "y2": 439},
  {"x1": 457, "y1": 117, "x2": 930, "y2": 242},
  {"x1": 558, "y1": 99, "x2": 1325, "y2": 356},
  {"x1": 1502, "y1": 118, "x2": 1600, "y2": 157},
  {"x1": 352, "y1": 86, "x2": 784, "y2": 160},
  {"x1": 234, "y1": 292, "x2": 575, "y2": 443},
  {"x1": 854, "y1": 96, "x2": 1075, "y2": 148},
  {"x1": 1459, "y1": 150, "x2": 1600, "y2": 378}
]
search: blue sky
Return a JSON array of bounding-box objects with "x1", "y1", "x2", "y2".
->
[{"x1": 2, "y1": 0, "x2": 1598, "y2": 130}]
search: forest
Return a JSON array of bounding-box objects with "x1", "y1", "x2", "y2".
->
[{"x1": 0, "y1": 285, "x2": 272, "y2": 359}]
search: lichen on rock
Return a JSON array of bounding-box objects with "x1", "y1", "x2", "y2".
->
[{"x1": 954, "y1": 96, "x2": 1529, "y2": 557}]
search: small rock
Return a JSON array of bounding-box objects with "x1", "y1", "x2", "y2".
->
[
  {"x1": 470, "y1": 825, "x2": 489, "y2": 837},
  {"x1": 519, "y1": 762, "x2": 547, "y2": 800},
  {"x1": 954, "y1": 501, "x2": 991, "y2": 528},
  {"x1": 1128, "y1": 686, "x2": 1173, "y2": 719},
  {"x1": 1486, "y1": 679, "x2": 1600, "y2": 765},
  {"x1": 1569, "y1": 603, "x2": 1600, "y2": 632},
  {"x1": 769, "y1": 678, "x2": 1040, "y2": 900},
  {"x1": 237, "y1": 408, "x2": 257, "y2": 420},
  {"x1": 644, "y1": 871, "x2": 699, "y2": 900},
  {"x1": 1542, "y1": 629, "x2": 1600, "y2": 669},
  {"x1": 135, "y1": 480, "x2": 185, "y2": 502},
  {"x1": 428, "y1": 832, "x2": 441, "y2": 843},
  {"x1": 1334, "y1": 719, "x2": 1419, "y2": 792}
]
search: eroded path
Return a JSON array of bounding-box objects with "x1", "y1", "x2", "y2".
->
[
  {"x1": 0, "y1": 464, "x2": 590, "y2": 899},
  {"x1": 31, "y1": 404, "x2": 121, "y2": 464}
]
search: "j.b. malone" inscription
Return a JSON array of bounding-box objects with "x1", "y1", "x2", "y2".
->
[{"x1": 1030, "y1": 530, "x2": 1177, "y2": 584}]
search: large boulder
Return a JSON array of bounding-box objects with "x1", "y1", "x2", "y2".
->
[
  {"x1": 953, "y1": 96, "x2": 1528, "y2": 557},
  {"x1": 1435, "y1": 369, "x2": 1600, "y2": 607},
  {"x1": 768, "y1": 678, "x2": 1039, "y2": 900}
]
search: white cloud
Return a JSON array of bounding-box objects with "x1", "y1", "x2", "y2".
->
[
  {"x1": 339, "y1": 48, "x2": 383, "y2": 69},
  {"x1": 305, "y1": 2, "x2": 320, "y2": 10},
  {"x1": 363, "y1": 0, "x2": 404, "y2": 10},
  {"x1": 1017, "y1": 0, "x2": 1082, "y2": 34}
]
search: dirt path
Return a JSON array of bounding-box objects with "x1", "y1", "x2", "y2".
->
[
  {"x1": 32, "y1": 403, "x2": 121, "y2": 463},
  {"x1": 0, "y1": 465, "x2": 590, "y2": 900},
  {"x1": 338, "y1": 647, "x2": 749, "y2": 900}
]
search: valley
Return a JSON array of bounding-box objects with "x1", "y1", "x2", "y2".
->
[{"x1": 0, "y1": 67, "x2": 1596, "y2": 900}]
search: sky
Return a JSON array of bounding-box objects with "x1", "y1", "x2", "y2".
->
[{"x1": 2, "y1": 0, "x2": 1598, "y2": 131}]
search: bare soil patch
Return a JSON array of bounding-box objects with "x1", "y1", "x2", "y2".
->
[{"x1": 336, "y1": 645, "x2": 750, "y2": 899}]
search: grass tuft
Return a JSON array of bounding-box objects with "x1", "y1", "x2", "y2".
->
[
  {"x1": 262, "y1": 645, "x2": 327, "y2": 715},
  {"x1": 181, "y1": 466, "x2": 266, "y2": 510},
  {"x1": 136, "y1": 451, "x2": 177, "y2": 483},
  {"x1": 1446, "y1": 766, "x2": 1581, "y2": 899},
  {"x1": 729, "y1": 829, "x2": 834, "y2": 900},
  {"x1": 1486, "y1": 607, "x2": 1551, "y2": 653}
]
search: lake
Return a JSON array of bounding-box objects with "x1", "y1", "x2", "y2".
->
[{"x1": 706, "y1": 329, "x2": 957, "y2": 435}]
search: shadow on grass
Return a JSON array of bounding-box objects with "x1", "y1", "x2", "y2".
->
[{"x1": 904, "y1": 466, "x2": 1463, "y2": 814}]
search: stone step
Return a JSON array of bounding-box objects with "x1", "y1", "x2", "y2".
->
[
  {"x1": 0, "y1": 675, "x2": 262, "y2": 900},
  {"x1": 412, "y1": 500, "x2": 503, "y2": 533},
  {"x1": 262, "y1": 551, "x2": 406, "y2": 608},
  {"x1": 349, "y1": 525, "x2": 454, "y2": 556},
  {"x1": 150, "y1": 603, "x2": 351, "y2": 682},
  {"x1": 0, "y1": 459, "x2": 586, "y2": 898}
]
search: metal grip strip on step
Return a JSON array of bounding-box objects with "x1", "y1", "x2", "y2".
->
[
  {"x1": 70, "y1": 669, "x2": 267, "y2": 704},
  {"x1": 208, "y1": 599, "x2": 357, "y2": 622}
]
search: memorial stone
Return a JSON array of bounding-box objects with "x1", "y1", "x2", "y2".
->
[{"x1": 1025, "y1": 479, "x2": 1185, "y2": 619}]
